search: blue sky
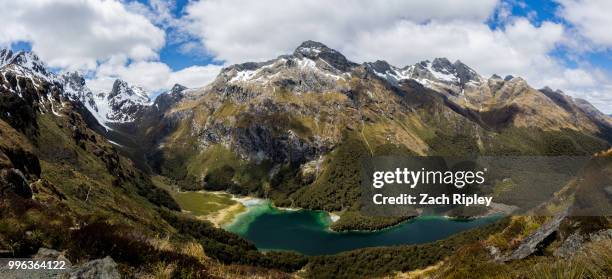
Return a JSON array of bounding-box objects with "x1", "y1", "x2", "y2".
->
[{"x1": 1, "y1": 0, "x2": 611, "y2": 113}]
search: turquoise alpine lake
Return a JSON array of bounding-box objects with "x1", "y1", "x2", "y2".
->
[{"x1": 224, "y1": 201, "x2": 500, "y2": 255}]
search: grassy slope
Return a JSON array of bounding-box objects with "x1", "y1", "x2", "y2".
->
[
  {"x1": 0, "y1": 101, "x2": 304, "y2": 277},
  {"x1": 35, "y1": 113, "x2": 176, "y2": 228}
]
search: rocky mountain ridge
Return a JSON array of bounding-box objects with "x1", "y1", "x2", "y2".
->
[
  {"x1": 95, "y1": 79, "x2": 150, "y2": 124},
  {"x1": 1, "y1": 42, "x2": 611, "y2": 279},
  {"x1": 209, "y1": 41, "x2": 609, "y2": 134},
  {"x1": 1, "y1": 46, "x2": 296, "y2": 279},
  {"x1": 0, "y1": 47, "x2": 193, "y2": 131},
  {"x1": 2, "y1": 43, "x2": 611, "y2": 215},
  {"x1": 124, "y1": 41, "x2": 612, "y2": 217}
]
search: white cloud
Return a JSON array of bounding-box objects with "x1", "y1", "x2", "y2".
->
[
  {"x1": 86, "y1": 76, "x2": 116, "y2": 95},
  {"x1": 184, "y1": 0, "x2": 498, "y2": 64},
  {"x1": 0, "y1": 0, "x2": 221, "y2": 95},
  {"x1": 183, "y1": 0, "x2": 563, "y2": 77},
  {"x1": 168, "y1": 65, "x2": 224, "y2": 89},
  {"x1": 87, "y1": 58, "x2": 222, "y2": 93},
  {"x1": 125, "y1": 0, "x2": 191, "y2": 45},
  {"x1": 0, "y1": 0, "x2": 165, "y2": 70},
  {"x1": 344, "y1": 19, "x2": 563, "y2": 75},
  {"x1": 557, "y1": 0, "x2": 612, "y2": 48}
]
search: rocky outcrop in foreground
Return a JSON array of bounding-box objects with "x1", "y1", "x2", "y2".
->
[
  {"x1": 503, "y1": 211, "x2": 567, "y2": 261},
  {"x1": 0, "y1": 248, "x2": 119, "y2": 279}
]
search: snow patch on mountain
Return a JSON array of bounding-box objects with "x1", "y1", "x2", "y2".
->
[
  {"x1": 222, "y1": 41, "x2": 356, "y2": 87},
  {"x1": 225, "y1": 56, "x2": 346, "y2": 86},
  {"x1": 426, "y1": 61, "x2": 459, "y2": 83},
  {"x1": 1, "y1": 49, "x2": 55, "y2": 84},
  {"x1": 95, "y1": 79, "x2": 151, "y2": 123},
  {"x1": 0, "y1": 48, "x2": 160, "y2": 128},
  {"x1": 366, "y1": 58, "x2": 482, "y2": 90}
]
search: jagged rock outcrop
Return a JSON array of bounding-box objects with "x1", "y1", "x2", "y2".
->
[
  {"x1": 33, "y1": 248, "x2": 72, "y2": 266},
  {"x1": 96, "y1": 79, "x2": 150, "y2": 123},
  {"x1": 152, "y1": 84, "x2": 187, "y2": 112},
  {"x1": 0, "y1": 168, "x2": 32, "y2": 199},
  {"x1": 554, "y1": 229, "x2": 612, "y2": 258},
  {"x1": 0, "y1": 49, "x2": 51, "y2": 79},
  {"x1": 293, "y1": 40, "x2": 358, "y2": 72},
  {"x1": 69, "y1": 256, "x2": 120, "y2": 279},
  {"x1": 213, "y1": 41, "x2": 354, "y2": 97},
  {"x1": 504, "y1": 211, "x2": 568, "y2": 261}
]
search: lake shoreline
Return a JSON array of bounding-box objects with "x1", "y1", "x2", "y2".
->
[
  {"x1": 162, "y1": 185, "x2": 502, "y2": 255},
  {"x1": 165, "y1": 182, "x2": 505, "y2": 233},
  {"x1": 226, "y1": 196, "x2": 500, "y2": 233},
  {"x1": 222, "y1": 200, "x2": 503, "y2": 255}
]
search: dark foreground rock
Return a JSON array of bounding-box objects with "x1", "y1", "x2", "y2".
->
[{"x1": 69, "y1": 256, "x2": 119, "y2": 279}]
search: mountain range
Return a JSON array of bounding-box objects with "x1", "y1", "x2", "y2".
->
[
  {"x1": 1, "y1": 41, "x2": 611, "y2": 278},
  {"x1": 137, "y1": 41, "x2": 612, "y2": 208},
  {"x1": 3, "y1": 41, "x2": 611, "y2": 218}
]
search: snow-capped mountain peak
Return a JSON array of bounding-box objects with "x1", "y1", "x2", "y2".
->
[
  {"x1": 293, "y1": 40, "x2": 356, "y2": 72},
  {"x1": 364, "y1": 57, "x2": 484, "y2": 100},
  {"x1": 0, "y1": 48, "x2": 53, "y2": 82},
  {"x1": 93, "y1": 79, "x2": 151, "y2": 124},
  {"x1": 218, "y1": 41, "x2": 356, "y2": 93},
  {"x1": 169, "y1": 83, "x2": 188, "y2": 95},
  {"x1": 108, "y1": 79, "x2": 150, "y2": 103},
  {"x1": 364, "y1": 60, "x2": 413, "y2": 82},
  {"x1": 294, "y1": 40, "x2": 330, "y2": 56},
  {"x1": 61, "y1": 72, "x2": 93, "y2": 101},
  {"x1": 59, "y1": 71, "x2": 100, "y2": 113},
  {"x1": 0, "y1": 48, "x2": 154, "y2": 126}
]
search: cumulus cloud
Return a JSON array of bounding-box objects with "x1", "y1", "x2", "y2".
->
[
  {"x1": 0, "y1": 0, "x2": 221, "y2": 95},
  {"x1": 344, "y1": 19, "x2": 563, "y2": 75},
  {"x1": 556, "y1": 0, "x2": 612, "y2": 48},
  {"x1": 168, "y1": 65, "x2": 224, "y2": 88},
  {"x1": 87, "y1": 57, "x2": 222, "y2": 93},
  {"x1": 184, "y1": 0, "x2": 498, "y2": 63},
  {"x1": 183, "y1": 0, "x2": 561, "y2": 77},
  {"x1": 0, "y1": 0, "x2": 165, "y2": 70}
]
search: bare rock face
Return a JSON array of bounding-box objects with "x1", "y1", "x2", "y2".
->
[
  {"x1": 69, "y1": 256, "x2": 120, "y2": 279},
  {"x1": 504, "y1": 210, "x2": 567, "y2": 261},
  {"x1": 293, "y1": 40, "x2": 357, "y2": 72},
  {"x1": 102, "y1": 79, "x2": 151, "y2": 123},
  {"x1": 554, "y1": 229, "x2": 612, "y2": 258},
  {"x1": 0, "y1": 168, "x2": 32, "y2": 199},
  {"x1": 553, "y1": 232, "x2": 585, "y2": 258},
  {"x1": 33, "y1": 248, "x2": 72, "y2": 267},
  {"x1": 233, "y1": 125, "x2": 325, "y2": 164},
  {"x1": 151, "y1": 84, "x2": 187, "y2": 113}
]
